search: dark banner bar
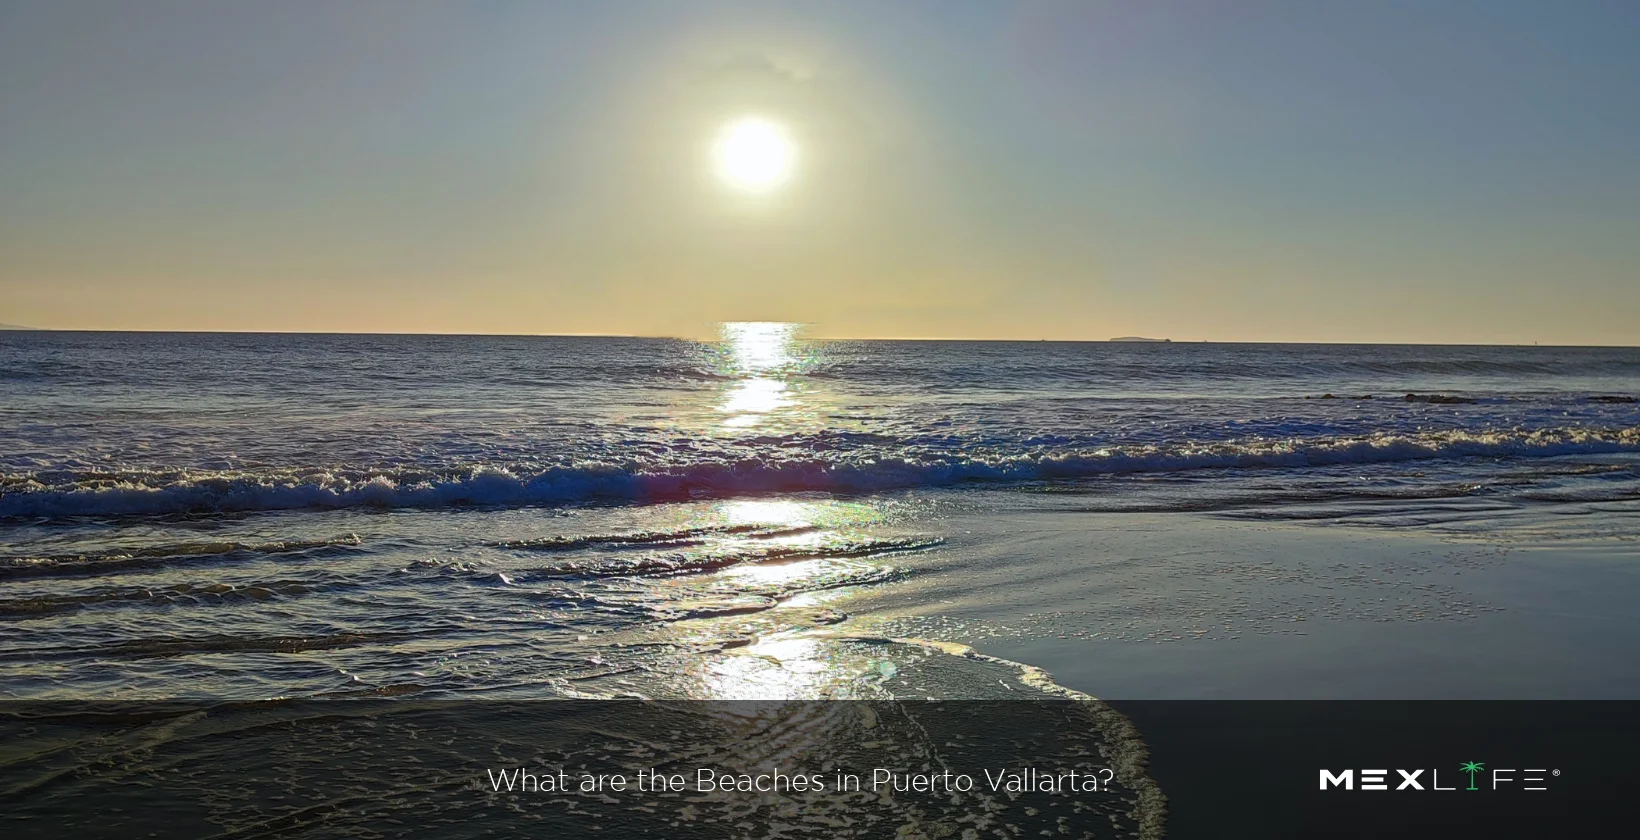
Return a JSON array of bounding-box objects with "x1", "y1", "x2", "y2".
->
[
  {"x1": 3, "y1": 700, "x2": 1634, "y2": 838},
  {"x1": 1113, "y1": 701, "x2": 1635, "y2": 839}
]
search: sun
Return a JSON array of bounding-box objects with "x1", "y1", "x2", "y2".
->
[{"x1": 712, "y1": 117, "x2": 795, "y2": 193}]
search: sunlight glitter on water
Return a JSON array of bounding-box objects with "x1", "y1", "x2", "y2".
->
[
  {"x1": 717, "y1": 322, "x2": 810, "y2": 429},
  {"x1": 717, "y1": 498, "x2": 819, "y2": 528}
]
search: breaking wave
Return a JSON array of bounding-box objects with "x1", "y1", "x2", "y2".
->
[{"x1": 3, "y1": 426, "x2": 1637, "y2": 518}]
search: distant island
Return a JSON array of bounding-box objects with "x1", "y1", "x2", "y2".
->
[
  {"x1": 0, "y1": 323, "x2": 39, "y2": 330},
  {"x1": 1109, "y1": 336, "x2": 1170, "y2": 343}
]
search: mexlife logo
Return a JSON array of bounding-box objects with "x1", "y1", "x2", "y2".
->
[{"x1": 1319, "y1": 762, "x2": 1558, "y2": 791}]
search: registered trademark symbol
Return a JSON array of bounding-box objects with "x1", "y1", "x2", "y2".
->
[{"x1": 1552, "y1": 770, "x2": 1560, "y2": 776}]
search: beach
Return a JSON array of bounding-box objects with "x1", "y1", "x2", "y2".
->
[
  {"x1": 3, "y1": 328, "x2": 1637, "y2": 702},
  {"x1": 4, "y1": 328, "x2": 1639, "y2": 838},
  {"x1": 7, "y1": 4, "x2": 1639, "y2": 834}
]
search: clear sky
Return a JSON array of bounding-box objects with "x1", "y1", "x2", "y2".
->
[{"x1": 1, "y1": 0, "x2": 1636, "y2": 343}]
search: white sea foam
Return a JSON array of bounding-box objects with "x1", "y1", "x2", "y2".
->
[{"x1": 5, "y1": 426, "x2": 1636, "y2": 518}]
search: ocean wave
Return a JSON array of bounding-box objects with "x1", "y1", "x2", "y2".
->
[
  {"x1": 803, "y1": 355, "x2": 1640, "y2": 385},
  {"x1": 2, "y1": 426, "x2": 1637, "y2": 518},
  {"x1": 1, "y1": 630, "x2": 413, "y2": 662},
  {"x1": 489, "y1": 524, "x2": 819, "y2": 552},
  {"x1": 509, "y1": 536, "x2": 940, "y2": 580},
  {"x1": 0, "y1": 536, "x2": 364, "y2": 578},
  {"x1": 0, "y1": 579, "x2": 319, "y2": 618}
]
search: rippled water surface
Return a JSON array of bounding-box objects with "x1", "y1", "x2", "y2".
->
[{"x1": 3, "y1": 328, "x2": 1638, "y2": 699}]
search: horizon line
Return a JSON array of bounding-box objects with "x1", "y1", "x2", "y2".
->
[{"x1": 0, "y1": 326, "x2": 1633, "y2": 348}]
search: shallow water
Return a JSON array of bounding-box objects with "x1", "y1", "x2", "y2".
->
[{"x1": 2, "y1": 327, "x2": 1637, "y2": 699}]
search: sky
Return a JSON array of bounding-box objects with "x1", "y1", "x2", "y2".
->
[{"x1": 1, "y1": 0, "x2": 1637, "y2": 343}]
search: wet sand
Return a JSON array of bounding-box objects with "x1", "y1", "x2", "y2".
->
[{"x1": 839, "y1": 497, "x2": 1640, "y2": 699}]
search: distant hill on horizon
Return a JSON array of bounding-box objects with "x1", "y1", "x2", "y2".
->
[
  {"x1": 0, "y1": 323, "x2": 40, "y2": 330},
  {"x1": 1109, "y1": 336, "x2": 1170, "y2": 343}
]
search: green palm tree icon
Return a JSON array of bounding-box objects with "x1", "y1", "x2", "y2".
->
[{"x1": 1460, "y1": 761, "x2": 1484, "y2": 791}]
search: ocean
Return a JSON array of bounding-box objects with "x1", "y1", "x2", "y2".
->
[{"x1": 3, "y1": 325, "x2": 1639, "y2": 700}]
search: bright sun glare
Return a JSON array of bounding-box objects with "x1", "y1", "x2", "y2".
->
[{"x1": 712, "y1": 117, "x2": 795, "y2": 193}]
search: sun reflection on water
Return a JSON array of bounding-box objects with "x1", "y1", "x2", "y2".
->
[
  {"x1": 698, "y1": 637, "x2": 832, "y2": 699},
  {"x1": 617, "y1": 498, "x2": 910, "y2": 698},
  {"x1": 716, "y1": 322, "x2": 808, "y2": 429},
  {"x1": 720, "y1": 378, "x2": 792, "y2": 423},
  {"x1": 722, "y1": 321, "x2": 798, "y2": 372},
  {"x1": 718, "y1": 498, "x2": 817, "y2": 528}
]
